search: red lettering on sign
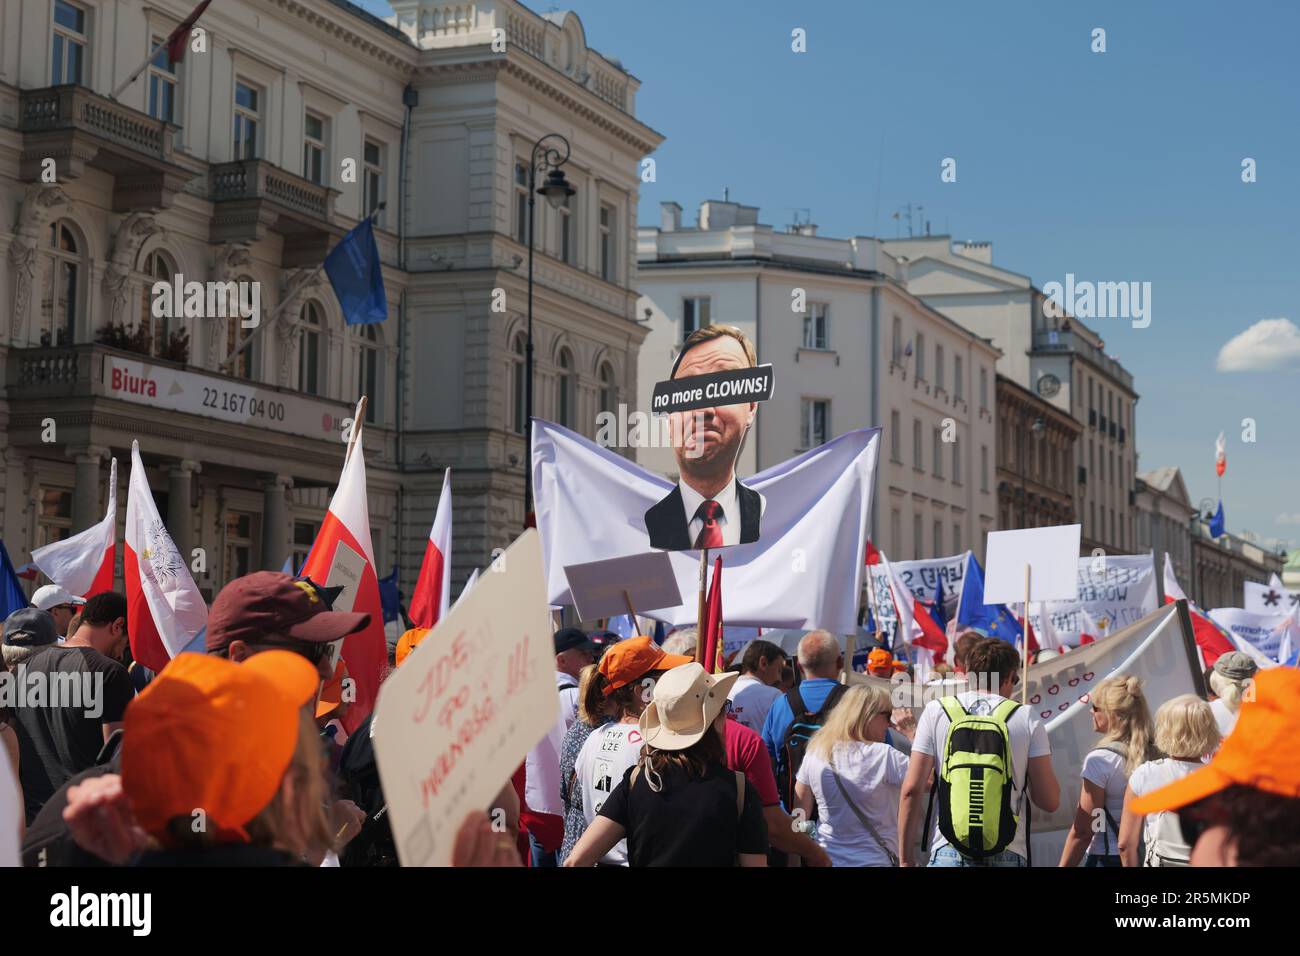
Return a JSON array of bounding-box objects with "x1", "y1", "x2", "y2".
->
[
  {"x1": 418, "y1": 695, "x2": 497, "y2": 808},
  {"x1": 110, "y1": 366, "x2": 158, "y2": 397},
  {"x1": 411, "y1": 632, "x2": 472, "y2": 724}
]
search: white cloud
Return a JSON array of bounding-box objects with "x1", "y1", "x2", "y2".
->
[{"x1": 1216, "y1": 318, "x2": 1300, "y2": 372}]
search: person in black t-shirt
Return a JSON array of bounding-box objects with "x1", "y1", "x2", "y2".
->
[
  {"x1": 564, "y1": 663, "x2": 768, "y2": 867},
  {"x1": 11, "y1": 592, "x2": 133, "y2": 823}
]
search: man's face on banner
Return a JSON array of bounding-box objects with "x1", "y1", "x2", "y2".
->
[{"x1": 669, "y1": 335, "x2": 756, "y2": 485}]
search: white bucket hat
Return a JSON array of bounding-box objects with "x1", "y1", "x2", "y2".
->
[{"x1": 639, "y1": 662, "x2": 739, "y2": 752}]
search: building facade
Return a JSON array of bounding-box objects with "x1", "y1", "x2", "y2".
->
[
  {"x1": 995, "y1": 374, "x2": 1081, "y2": 532},
  {"x1": 1135, "y1": 466, "x2": 1194, "y2": 593},
  {"x1": 636, "y1": 200, "x2": 1000, "y2": 563},
  {"x1": 1190, "y1": 521, "x2": 1285, "y2": 610},
  {"x1": 880, "y1": 236, "x2": 1138, "y2": 557},
  {"x1": 0, "y1": 0, "x2": 658, "y2": 603}
]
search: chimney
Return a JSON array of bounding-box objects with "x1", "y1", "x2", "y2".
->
[{"x1": 660, "y1": 201, "x2": 682, "y2": 232}]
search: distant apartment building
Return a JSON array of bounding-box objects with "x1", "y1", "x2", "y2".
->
[
  {"x1": 1135, "y1": 467, "x2": 1195, "y2": 591},
  {"x1": 1190, "y1": 520, "x2": 1285, "y2": 610},
  {"x1": 995, "y1": 374, "x2": 1080, "y2": 531},
  {"x1": 881, "y1": 236, "x2": 1136, "y2": 556},
  {"x1": 636, "y1": 200, "x2": 999, "y2": 562}
]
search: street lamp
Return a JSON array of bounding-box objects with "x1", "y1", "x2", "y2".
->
[{"x1": 523, "y1": 134, "x2": 575, "y2": 525}]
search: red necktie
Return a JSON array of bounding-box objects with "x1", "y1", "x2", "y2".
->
[{"x1": 694, "y1": 500, "x2": 724, "y2": 550}]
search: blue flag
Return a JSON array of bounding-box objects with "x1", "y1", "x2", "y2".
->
[
  {"x1": 378, "y1": 565, "x2": 401, "y2": 624},
  {"x1": 1209, "y1": 500, "x2": 1225, "y2": 539},
  {"x1": 324, "y1": 217, "x2": 388, "y2": 325},
  {"x1": 0, "y1": 539, "x2": 30, "y2": 620},
  {"x1": 955, "y1": 552, "x2": 1021, "y2": 646},
  {"x1": 610, "y1": 614, "x2": 638, "y2": 640},
  {"x1": 930, "y1": 577, "x2": 949, "y2": 634},
  {"x1": 652, "y1": 620, "x2": 667, "y2": 645}
]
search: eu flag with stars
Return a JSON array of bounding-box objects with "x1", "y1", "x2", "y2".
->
[
  {"x1": 1209, "y1": 500, "x2": 1225, "y2": 539},
  {"x1": 0, "y1": 539, "x2": 29, "y2": 619},
  {"x1": 324, "y1": 217, "x2": 388, "y2": 325},
  {"x1": 955, "y1": 552, "x2": 1021, "y2": 646}
]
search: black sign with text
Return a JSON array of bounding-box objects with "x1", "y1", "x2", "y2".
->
[{"x1": 650, "y1": 364, "x2": 775, "y2": 414}]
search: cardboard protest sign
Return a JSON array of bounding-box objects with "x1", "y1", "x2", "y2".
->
[
  {"x1": 563, "y1": 551, "x2": 682, "y2": 622},
  {"x1": 983, "y1": 525, "x2": 1081, "y2": 605},
  {"x1": 1042, "y1": 553, "x2": 1158, "y2": 640},
  {"x1": 644, "y1": 328, "x2": 771, "y2": 551},
  {"x1": 372, "y1": 529, "x2": 554, "y2": 866}
]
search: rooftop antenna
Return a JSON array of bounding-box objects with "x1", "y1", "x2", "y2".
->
[{"x1": 723, "y1": 186, "x2": 730, "y2": 202}]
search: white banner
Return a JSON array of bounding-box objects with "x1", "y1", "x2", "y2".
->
[
  {"x1": 866, "y1": 552, "x2": 971, "y2": 634},
  {"x1": 1042, "y1": 553, "x2": 1158, "y2": 641},
  {"x1": 532, "y1": 421, "x2": 879, "y2": 634},
  {"x1": 1243, "y1": 580, "x2": 1300, "y2": 617},
  {"x1": 103, "y1": 354, "x2": 350, "y2": 442},
  {"x1": 1209, "y1": 607, "x2": 1296, "y2": 662}
]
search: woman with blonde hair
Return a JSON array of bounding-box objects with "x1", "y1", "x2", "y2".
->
[
  {"x1": 1059, "y1": 674, "x2": 1159, "y2": 867},
  {"x1": 793, "y1": 684, "x2": 909, "y2": 866},
  {"x1": 1118, "y1": 694, "x2": 1220, "y2": 866}
]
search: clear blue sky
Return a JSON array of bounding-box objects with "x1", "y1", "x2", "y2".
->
[{"x1": 357, "y1": 0, "x2": 1300, "y2": 554}]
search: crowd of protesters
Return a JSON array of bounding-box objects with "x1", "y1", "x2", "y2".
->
[{"x1": 1, "y1": 570, "x2": 1298, "y2": 869}]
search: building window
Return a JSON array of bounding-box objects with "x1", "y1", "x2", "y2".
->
[
  {"x1": 953, "y1": 437, "x2": 962, "y2": 485},
  {"x1": 891, "y1": 509, "x2": 901, "y2": 556},
  {"x1": 599, "y1": 203, "x2": 616, "y2": 282},
  {"x1": 980, "y1": 444, "x2": 989, "y2": 492},
  {"x1": 913, "y1": 513, "x2": 923, "y2": 560},
  {"x1": 682, "y1": 297, "x2": 711, "y2": 338},
  {"x1": 45, "y1": 220, "x2": 81, "y2": 343},
  {"x1": 364, "y1": 140, "x2": 384, "y2": 220},
  {"x1": 935, "y1": 344, "x2": 945, "y2": 389},
  {"x1": 559, "y1": 193, "x2": 574, "y2": 264},
  {"x1": 932, "y1": 427, "x2": 943, "y2": 478},
  {"x1": 556, "y1": 348, "x2": 575, "y2": 428},
  {"x1": 357, "y1": 325, "x2": 379, "y2": 423},
  {"x1": 225, "y1": 309, "x2": 255, "y2": 381},
  {"x1": 303, "y1": 112, "x2": 327, "y2": 185},
  {"x1": 803, "y1": 303, "x2": 829, "y2": 349},
  {"x1": 233, "y1": 81, "x2": 261, "y2": 160},
  {"x1": 979, "y1": 367, "x2": 988, "y2": 409},
  {"x1": 954, "y1": 356, "x2": 963, "y2": 401},
  {"x1": 915, "y1": 333, "x2": 926, "y2": 380},
  {"x1": 224, "y1": 511, "x2": 255, "y2": 583},
  {"x1": 599, "y1": 362, "x2": 616, "y2": 416},
  {"x1": 514, "y1": 161, "x2": 529, "y2": 244},
  {"x1": 913, "y1": 419, "x2": 923, "y2": 471},
  {"x1": 892, "y1": 317, "x2": 903, "y2": 363},
  {"x1": 511, "y1": 333, "x2": 526, "y2": 434},
  {"x1": 802, "y1": 399, "x2": 829, "y2": 448},
  {"x1": 934, "y1": 520, "x2": 943, "y2": 558},
  {"x1": 37, "y1": 487, "x2": 74, "y2": 548},
  {"x1": 890, "y1": 410, "x2": 901, "y2": 463},
  {"x1": 52, "y1": 1, "x2": 87, "y2": 85},
  {"x1": 953, "y1": 523, "x2": 962, "y2": 554},
  {"x1": 136, "y1": 249, "x2": 174, "y2": 357},
  {"x1": 291, "y1": 520, "x2": 319, "y2": 574},
  {"x1": 298, "y1": 302, "x2": 324, "y2": 396},
  {"x1": 147, "y1": 35, "x2": 177, "y2": 123}
]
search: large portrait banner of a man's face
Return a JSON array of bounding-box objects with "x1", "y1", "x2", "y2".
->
[{"x1": 643, "y1": 326, "x2": 774, "y2": 552}]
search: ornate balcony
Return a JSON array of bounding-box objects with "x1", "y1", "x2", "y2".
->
[
  {"x1": 209, "y1": 159, "x2": 340, "y2": 266},
  {"x1": 18, "y1": 85, "x2": 197, "y2": 209}
]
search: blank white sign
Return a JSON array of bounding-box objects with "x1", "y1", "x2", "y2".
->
[{"x1": 983, "y1": 524, "x2": 1082, "y2": 605}]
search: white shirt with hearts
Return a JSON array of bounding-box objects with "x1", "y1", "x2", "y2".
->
[{"x1": 574, "y1": 720, "x2": 645, "y2": 866}]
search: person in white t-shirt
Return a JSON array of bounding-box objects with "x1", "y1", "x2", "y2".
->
[
  {"x1": 1207, "y1": 652, "x2": 1257, "y2": 742},
  {"x1": 727, "y1": 639, "x2": 785, "y2": 735},
  {"x1": 1119, "y1": 693, "x2": 1221, "y2": 867},
  {"x1": 898, "y1": 637, "x2": 1059, "y2": 867},
  {"x1": 794, "y1": 683, "x2": 908, "y2": 866},
  {"x1": 1059, "y1": 674, "x2": 1158, "y2": 867},
  {"x1": 573, "y1": 636, "x2": 692, "y2": 866}
]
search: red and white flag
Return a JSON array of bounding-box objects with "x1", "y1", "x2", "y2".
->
[
  {"x1": 165, "y1": 0, "x2": 213, "y2": 65},
  {"x1": 125, "y1": 442, "x2": 207, "y2": 673},
  {"x1": 409, "y1": 468, "x2": 452, "y2": 630},
  {"x1": 300, "y1": 420, "x2": 387, "y2": 734},
  {"x1": 1215, "y1": 432, "x2": 1226, "y2": 478},
  {"x1": 32, "y1": 458, "x2": 117, "y2": 598},
  {"x1": 1162, "y1": 551, "x2": 1234, "y2": 668},
  {"x1": 881, "y1": 551, "x2": 948, "y2": 677}
]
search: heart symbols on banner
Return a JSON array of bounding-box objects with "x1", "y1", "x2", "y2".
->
[
  {"x1": 1048, "y1": 684, "x2": 1060, "y2": 696},
  {"x1": 1030, "y1": 694, "x2": 1042, "y2": 705},
  {"x1": 1068, "y1": 677, "x2": 1080, "y2": 687},
  {"x1": 1041, "y1": 710, "x2": 1053, "y2": 720}
]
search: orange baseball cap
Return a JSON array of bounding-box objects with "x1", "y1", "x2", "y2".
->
[
  {"x1": 316, "y1": 659, "x2": 350, "y2": 718},
  {"x1": 867, "y1": 648, "x2": 893, "y2": 675},
  {"x1": 122, "y1": 651, "x2": 319, "y2": 842},
  {"x1": 599, "y1": 635, "x2": 692, "y2": 695},
  {"x1": 395, "y1": 627, "x2": 430, "y2": 668},
  {"x1": 1131, "y1": 668, "x2": 1300, "y2": 815}
]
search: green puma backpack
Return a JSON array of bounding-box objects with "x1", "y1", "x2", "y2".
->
[{"x1": 926, "y1": 697, "x2": 1023, "y2": 860}]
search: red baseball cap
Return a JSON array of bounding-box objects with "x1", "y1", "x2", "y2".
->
[{"x1": 206, "y1": 572, "x2": 370, "y2": 654}]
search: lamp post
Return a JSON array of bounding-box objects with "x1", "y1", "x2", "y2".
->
[{"x1": 523, "y1": 134, "x2": 575, "y2": 525}]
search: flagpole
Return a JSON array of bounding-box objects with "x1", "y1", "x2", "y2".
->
[
  {"x1": 219, "y1": 203, "x2": 385, "y2": 374},
  {"x1": 109, "y1": 38, "x2": 169, "y2": 101},
  {"x1": 344, "y1": 397, "x2": 367, "y2": 465}
]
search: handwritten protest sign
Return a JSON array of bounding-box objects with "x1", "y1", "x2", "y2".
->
[
  {"x1": 372, "y1": 529, "x2": 554, "y2": 866},
  {"x1": 1042, "y1": 553, "x2": 1157, "y2": 638},
  {"x1": 865, "y1": 552, "x2": 970, "y2": 633}
]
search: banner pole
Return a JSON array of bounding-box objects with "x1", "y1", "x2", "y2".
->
[
  {"x1": 1022, "y1": 564, "x2": 1031, "y2": 705},
  {"x1": 696, "y1": 548, "x2": 709, "y2": 664}
]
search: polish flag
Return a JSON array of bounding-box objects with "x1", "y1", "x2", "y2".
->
[
  {"x1": 1215, "y1": 432, "x2": 1226, "y2": 478},
  {"x1": 881, "y1": 552, "x2": 948, "y2": 678},
  {"x1": 125, "y1": 442, "x2": 207, "y2": 673},
  {"x1": 1162, "y1": 551, "x2": 1234, "y2": 668},
  {"x1": 409, "y1": 468, "x2": 452, "y2": 630},
  {"x1": 32, "y1": 458, "x2": 117, "y2": 598},
  {"x1": 300, "y1": 419, "x2": 387, "y2": 734},
  {"x1": 165, "y1": 0, "x2": 213, "y2": 65}
]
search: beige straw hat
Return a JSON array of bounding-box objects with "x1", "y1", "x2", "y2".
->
[{"x1": 639, "y1": 662, "x2": 739, "y2": 751}]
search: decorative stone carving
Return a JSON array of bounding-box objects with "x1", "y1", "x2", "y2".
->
[
  {"x1": 274, "y1": 267, "x2": 325, "y2": 387},
  {"x1": 102, "y1": 212, "x2": 162, "y2": 328},
  {"x1": 210, "y1": 243, "x2": 252, "y2": 367},
  {"x1": 8, "y1": 184, "x2": 72, "y2": 344}
]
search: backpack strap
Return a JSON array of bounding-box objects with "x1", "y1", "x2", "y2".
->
[
  {"x1": 923, "y1": 698, "x2": 967, "y2": 854},
  {"x1": 816, "y1": 683, "x2": 848, "y2": 720},
  {"x1": 735, "y1": 771, "x2": 746, "y2": 820},
  {"x1": 990, "y1": 699, "x2": 1022, "y2": 724},
  {"x1": 784, "y1": 685, "x2": 808, "y2": 719},
  {"x1": 937, "y1": 695, "x2": 968, "y2": 725},
  {"x1": 832, "y1": 772, "x2": 899, "y2": 866}
]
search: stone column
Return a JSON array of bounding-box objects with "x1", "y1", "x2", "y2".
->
[
  {"x1": 261, "y1": 474, "x2": 293, "y2": 572},
  {"x1": 72, "y1": 445, "x2": 110, "y2": 533},
  {"x1": 167, "y1": 460, "x2": 201, "y2": 560}
]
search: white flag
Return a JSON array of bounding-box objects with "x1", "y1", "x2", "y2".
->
[
  {"x1": 32, "y1": 458, "x2": 117, "y2": 597},
  {"x1": 532, "y1": 420, "x2": 879, "y2": 633}
]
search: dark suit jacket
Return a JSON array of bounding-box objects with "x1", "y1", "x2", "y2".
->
[{"x1": 644, "y1": 479, "x2": 762, "y2": 551}]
